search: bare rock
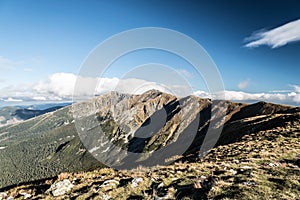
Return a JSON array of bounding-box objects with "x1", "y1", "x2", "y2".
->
[
  {"x1": 0, "y1": 193, "x2": 7, "y2": 200},
  {"x1": 48, "y1": 179, "x2": 74, "y2": 197},
  {"x1": 100, "y1": 179, "x2": 119, "y2": 191},
  {"x1": 131, "y1": 177, "x2": 144, "y2": 188}
]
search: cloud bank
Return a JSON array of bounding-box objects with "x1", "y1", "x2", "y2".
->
[
  {"x1": 0, "y1": 73, "x2": 191, "y2": 102},
  {"x1": 0, "y1": 72, "x2": 299, "y2": 105},
  {"x1": 245, "y1": 19, "x2": 300, "y2": 48},
  {"x1": 193, "y1": 90, "x2": 300, "y2": 105}
]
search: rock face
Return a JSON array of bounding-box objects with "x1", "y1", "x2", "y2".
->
[
  {"x1": 73, "y1": 90, "x2": 214, "y2": 168},
  {"x1": 0, "y1": 90, "x2": 299, "y2": 189}
]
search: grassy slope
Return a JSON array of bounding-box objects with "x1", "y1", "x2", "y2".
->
[
  {"x1": 1, "y1": 119, "x2": 299, "y2": 199},
  {"x1": 0, "y1": 106, "x2": 103, "y2": 188}
]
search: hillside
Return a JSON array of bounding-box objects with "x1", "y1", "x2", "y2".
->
[
  {"x1": 0, "y1": 90, "x2": 299, "y2": 199},
  {"x1": 0, "y1": 118, "x2": 299, "y2": 199},
  {"x1": 0, "y1": 105, "x2": 68, "y2": 127}
]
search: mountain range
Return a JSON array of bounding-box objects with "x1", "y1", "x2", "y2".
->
[
  {"x1": 0, "y1": 90, "x2": 299, "y2": 199},
  {"x1": 0, "y1": 103, "x2": 71, "y2": 127}
]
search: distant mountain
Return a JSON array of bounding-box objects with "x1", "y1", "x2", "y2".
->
[
  {"x1": 25, "y1": 102, "x2": 72, "y2": 110},
  {"x1": 0, "y1": 103, "x2": 71, "y2": 127},
  {"x1": 0, "y1": 90, "x2": 299, "y2": 192}
]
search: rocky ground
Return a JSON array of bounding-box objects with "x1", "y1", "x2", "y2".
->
[{"x1": 0, "y1": 122, "x2": 299, "y2": 200}]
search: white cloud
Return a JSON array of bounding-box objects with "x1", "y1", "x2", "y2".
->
[
  {"x1": 33, "y1": 73, "x2": 77, "y2": 98},
  {"x1": 269, "y1": 89, "x2": 293, "y2": 93},
  {"x1": 224, "y1": 90, "x2": 286, "y2": 102},
  {"x1": 0, "y1": 73, "x2": 192, "y2": 102},
  {"x1": 32, "y1": 96, "x2": 47, "y2": 101},
  {"x1": 290, "y1": 84, "x2": 300, "y2": 93},
  {"x1": 193, "y1": 90, "x2": 211, "y2": 99},
  {"x1": 290, "y1": 92, "x2": 300, "y2": 103},
  {"x1": 3, "y1": 97, "x2": 23, "y2": 102},
  {"x1": 223, "y1": 90, "x2": 300, "y2": 105},
  {"x1": 0, "y1": 72, "x2": 299, "y2": 106},
  {"x1": 193, "y1": 87, "x2": 300, "y2": 105},
  {"x1": 237, "y1": 79, "x2": 250, "y2": 89},
  {"x1": 245, "y1": 19, "x2": 300, "y2": 48}
]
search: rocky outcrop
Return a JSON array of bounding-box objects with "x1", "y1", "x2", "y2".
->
[{"x1": 47, "y1": 179, "x2": 74, "y2": 197}]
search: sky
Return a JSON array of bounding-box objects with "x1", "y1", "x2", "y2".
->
[{"x1": 0, "y1": 0, "x2": 300, "y2": 106}]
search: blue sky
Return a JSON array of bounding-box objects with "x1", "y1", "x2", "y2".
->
[{"x1": 0, "y1": 0, "x2": 300, "y2": 105}]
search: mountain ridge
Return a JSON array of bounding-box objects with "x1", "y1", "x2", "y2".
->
[
  {"x1": 0, "y1": 104, "x2": 69, "y2": 128},
  {"x1": 0, "y1": 90, "x2": 299, "y2": 193}
]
